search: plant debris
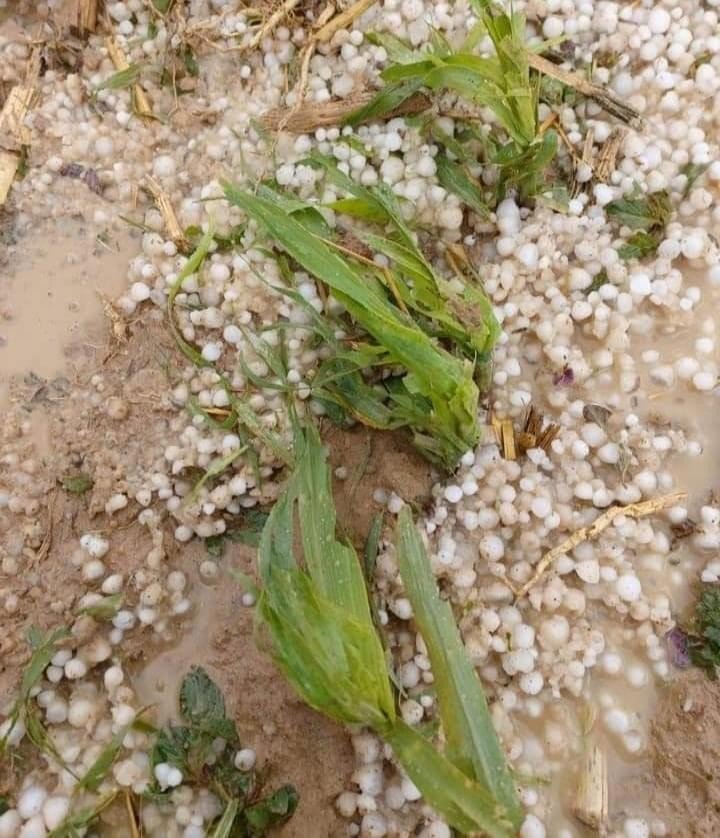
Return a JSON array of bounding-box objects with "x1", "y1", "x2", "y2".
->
[
  {"x1": 686, "y1": 587, "x2": 720, "y2": 678},
  {"x1": 58, "y1": 162, "x2": 102, "y2": 194},
  {"x1": 511, "y1": 491, "x2": 686, "y2": 598},
  {"x1": 255, "y1": 423, "x2": 522, "y2": 836},
  {"x1": 147, "y1": 666, "x2": 298, "y2": 832}
]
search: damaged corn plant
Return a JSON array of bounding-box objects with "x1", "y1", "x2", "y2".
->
[
  {"x1": 254, "y1": 423, "x2": 522, "y2": 836},
  {"x1": 223, "y1": 154, "x2": 499, "y2": 469},
  {"x1": 350, "y1": 0, "x2": 558, "y2": 202}
]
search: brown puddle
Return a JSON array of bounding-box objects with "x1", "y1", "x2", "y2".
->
[{"x1": 0, "y1": 219, "x2": 138, "y2": 411}]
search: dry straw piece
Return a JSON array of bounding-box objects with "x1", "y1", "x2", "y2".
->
[
  {"x1": 143, "y1": 175, "x2": 191, "y2": 253},
  {"x1": 315, "y1": 0, "x2": 377, "y2": 43},
  {"x1": 0, "y1": 81, "x2": 37, "y2": 206},
  {"x1": 54, "y1": 0, "x2": 98, "y2": 33},
  {"x1": 595, "y1": 127, "x2": 626, "y2": 182},
  {"x1": 246, "y1": 0, "x2": 301, "y2": 51},
  {"x1": 105, "y1": 36, "x2": 153, "y2": 119},
  {"x1": 526, "y1": 52, "x2": 642, "y2": 127},
  {"x1": 262, "y1": 90, "x2": 431, "y2": 133},
  {"x1": 511, "y1": 490, "x2": 686, "y2": 598}
]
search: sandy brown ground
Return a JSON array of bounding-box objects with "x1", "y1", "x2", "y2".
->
[{"x1": 647, "y1": 671, "x2": 720, "y2": 837}]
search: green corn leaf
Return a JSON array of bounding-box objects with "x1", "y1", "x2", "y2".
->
[
  {"x1": 326, "y1": 196, "x2": 388, "y2": 223},
  {"x1": 395, "y1": 508, "x2": 523, "y2": 826},
  {"x1": 224, "y1": 182, "x2": 481, "y2": 468},
  {"x1": 78, "y1": 728, "x2": 126, "y2": 792},
  {"x1": 384, "y1": 720, "x2": 518, "y2": 838},
  {"x1": 436, "y1": 152, "x2": 490, "y2": 219},
  {"x1": 364, "y1": 512, "x2": 384, "y2": 580},
  {"x1": 253, "y1": 428, "x2": 521, "y2": 837},
  {"x1": 1, "y1": 626, "x2": 70, "y2": 753},
  {"x1": 258, "y1": 426, "x2": 396, "y2": 728}
]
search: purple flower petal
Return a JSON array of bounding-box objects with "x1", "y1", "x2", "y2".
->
[
  {"x1": 665, "y1": 627, "x2": 691, "y2": 668},
  {"x1": 553, "y1": 367, "x2": 575, "y2": 387}
]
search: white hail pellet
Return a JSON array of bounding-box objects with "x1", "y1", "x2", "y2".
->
[
  {"x1": 234, "y1": 748, "x2": 256, "y2": 771},
  {"x1": 624, "y1": 818, "x2": 651, "y2": 838},
  {"x1": 104, "y1": 665, "x2": 124, "y2": 691},
  {"x1": 616, "y1": 574, "x2": 642, "y2": 602},
  {"x1": 353, "y1": 763, "x2": 384, "y2": 796},
  {"x1": 42, "y1": 796, "x2": 70, "y2": 830},
  {"x1": 519, "y1": 671, "x2": 544, "y2": 695},
  {"x1": 80, "y1": 534, "x2": 109, "y2": 558},
  {"x1": 443, "y1": 484, "x2": 463, "y2": 503},
  {"x1": 64, "y1": 658, "x2": 88, "y2": 680},
  {"x1": 82, "y1": 559, "x2": 106, "y2": 581},
  {"x1": 105, "y1": 494, "x2": 128, "y2": 514},
  {"x1": 101, "y1": 574, "x2": 124, "y2": 594},
  {"x1": 19, "y1": 816, "x2": 47, "y2": 838},
  {"x1": 420, "y1": 823, "x2": 451, "y2": 838},
  {"x1": 520, "y1": 814, "x2": 547, "y2": 838},
  {"x1": 17, "y1": 786, "x2": 47, "y2": 820},
  {"x1": 0, "y1": 811, "x2": 22, "y2": 836},
  {"x1": 361, "y1": 813, "x2": 388, "y2": 837},
  {"x1": 335, "y1": 792, "x2": 358, "y2": 817},
  {"x1": 603, "y1": 708, "x2": 630, "y2": 734}
]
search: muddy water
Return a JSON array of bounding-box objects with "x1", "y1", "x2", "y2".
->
[{"x1": 0, "y1": 220, "x2": 137, "y2": 411}]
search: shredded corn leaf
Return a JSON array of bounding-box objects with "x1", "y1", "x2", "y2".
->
[
  {"x1": 224, "y1": 183, "x2": 481, "y2": 467},
  {"x1": 395, "y1": 508, "x2": 523, "y2": 827}
]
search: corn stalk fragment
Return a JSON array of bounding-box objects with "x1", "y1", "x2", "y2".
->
[
  {"x1": 573, "y1": 744, "x2": 608, "y2": 831},
  {"x1": 512, "y1": 491, "x2": 686, "y2": 598},
  {"x1": 262, "y1": 90, "x2": 430, "y2": 133}
]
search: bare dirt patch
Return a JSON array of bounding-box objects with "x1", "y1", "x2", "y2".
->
[
  {"x1": 324, "y1": 423, "x2": 436, "y2": 548},
  {"x1": 647, "y1": 671, "x2": 720, "y2": 837}
]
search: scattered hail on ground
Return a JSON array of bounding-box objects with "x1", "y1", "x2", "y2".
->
[{"x1": 1, "y1": 0, "x2": 720, "y2": 837}]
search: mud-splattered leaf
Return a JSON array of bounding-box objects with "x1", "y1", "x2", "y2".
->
[
  {"x1": 78, "y1": 594, "x2": 123, "y2": 621},
  {"x1": 244, "y1": 785, "x2": 299, "y2": 835},
  {"x1": 605, "y1": 189, "x2": 671, "y2": 231},
  {"x1": 681, "y1": 162, "x2": 709, "y2": 197},
  {"x1": 180, "y1": 666, "x2": 227, "y2": 728},
  {"x1": 618, "y1": 230, "x2": 660, "y2": 261},
  {"x1": 582, "y1": 403, "x2": 612, "y2": 430},
  {"x1": 61, "y1": 473, "x2": 94, "y2": 495}
]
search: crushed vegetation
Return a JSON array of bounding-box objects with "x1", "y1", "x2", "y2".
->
[
  {"x1": 256, "y1": 423, "x2": 522, "y2": 836},
  {"x1": 1, "y1": 0, "x2": 720, "y2": 835}
]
